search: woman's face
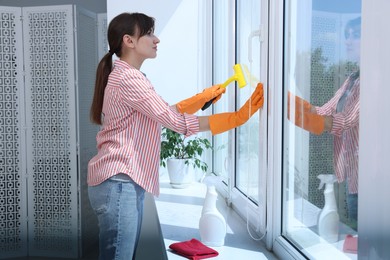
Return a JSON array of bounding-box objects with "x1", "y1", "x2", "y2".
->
[
  {"x1": 345, "y1": 27, "x2": 361, "y2": 63},
  {"x1": 133, "y1": 30, "x2": 160, "y2": 59}
]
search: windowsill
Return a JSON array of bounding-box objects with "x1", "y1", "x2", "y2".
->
[
  {"x1": 155, "y1": 172, "x2": 278, "y2": 260},
  {"x1": 287, "y1": 198, "x2": 358, "y2": 259}
]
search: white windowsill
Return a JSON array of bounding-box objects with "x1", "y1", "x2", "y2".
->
[
  {"x1": 287, "y1": 198, "x2": 358, "y2": 260},
  {"x1": 155, "y1": 172, "x2": 278, "y2": 260}
]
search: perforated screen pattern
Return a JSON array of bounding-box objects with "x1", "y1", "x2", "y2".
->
[
  {"x1": 22, "y1": 6, "x2": 78, "y2": 257},
  {"x1": 0, "y1": 7, "x2": 27, "y2": 258}
]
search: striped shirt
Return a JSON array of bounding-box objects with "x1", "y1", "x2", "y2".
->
[
  {"x1": 315, "y1": 74, "x2": 360, "y2": 194},
  {"x1": 88, "y1": 60, "x2": 199, "y2": 196}
]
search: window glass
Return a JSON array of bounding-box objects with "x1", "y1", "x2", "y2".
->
[
  {"x1": 283, "y1": 0, "x2": 361, "y2": 258},
  {"x1": 212, "y1": 0, "x2": 231, "y2": 189},
  {"x1": 236, "y1": 0, "x2": 262, "y2": 203},
  {"x1": 212, "y1": 0, "x2": 266, "y2": 235}
]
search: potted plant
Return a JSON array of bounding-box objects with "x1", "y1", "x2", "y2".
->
[{"x1": 160, "y1": 127, "x2": 212, "y2": 188}]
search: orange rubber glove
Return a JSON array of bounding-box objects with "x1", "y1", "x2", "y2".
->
[
  {"x1": 287, "y1": 91, "x2": 324, "y2": 135},
  {"x1": 176, "y1": 85, "x2": 226, "y2": 114},
  {"x1": 209, "y1": 83, "x2": 264, "y2": 135},
  {"x1": 291, "y1": 110, "x2": 325, "y2": 135},
  {"x1": 287, "y1": 91, "x2": 312, "y2": 120}
]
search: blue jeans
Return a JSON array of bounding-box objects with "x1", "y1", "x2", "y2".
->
[
  {"x1": 88, "y1": 174, "x2": 145, "y2": 260},
  {"x1": 345, "y1": 182, "x2": 358, "y2": 230},
  {"x1": 347, "y1": 193, "x2": 358, "y2": 223}
]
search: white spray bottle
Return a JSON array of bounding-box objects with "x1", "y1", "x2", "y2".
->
[
  {"x1": 199, "y1": 176, "x2": 226, "y2": 247},
  {"x1": 317, "y1": 174, "x2": 339, "y2": 243}
]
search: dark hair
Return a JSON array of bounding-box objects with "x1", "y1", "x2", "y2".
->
[
  {"x1": 344, "y1": 16, "x2": 361, "y2": 39},
  {"x1": 90, "y1": 13, "x2": 155, "y2": 125}
]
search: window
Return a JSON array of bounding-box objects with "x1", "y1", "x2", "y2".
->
[
  {"x1": 283, "y1": 1, "x2": 361, "y2": 258},
  {"x1": 212, "y1": 0, "x2": 267, "y2": 237},
  {"x1": 212, "y1": 0, "x2": 232, "y2": 195}
]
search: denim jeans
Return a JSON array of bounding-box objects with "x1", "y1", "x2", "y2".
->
[
  {"x1": 347, "y1": 193, "x2": 358, "y2": 224},
  {"x1": 345, "y1": 182, "x2": 358, "y2": 230},
  {"x1": 88, "y1": 174, "x2": 145, "y2": 260}
]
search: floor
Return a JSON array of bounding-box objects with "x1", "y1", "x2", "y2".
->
[{"x1": 156, "y1": 172, "x2": 279, "y2": 260}]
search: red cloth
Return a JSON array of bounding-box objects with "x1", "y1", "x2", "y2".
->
[
  {"x1": 343, "y1": 235, "x2": 358, "y2": 254},
  {"x1": 169, "y1": 239, "x2": 219, "y2": 260}
]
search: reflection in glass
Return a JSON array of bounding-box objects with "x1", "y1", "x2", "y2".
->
[
  {"x1": 212, "y1": 0, "x2": 231, "y2": 189},
  {"x1": 283, "y1": 1, "x2": 361, "y2": 259},
  {"x1": 236, "y1": 0, "x2": 261, "y2": 203}
]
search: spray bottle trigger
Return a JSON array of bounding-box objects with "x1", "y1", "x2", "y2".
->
[
  {"x1": 317, "y1": 174, "x2": 337, "y2": 190},
  {"x1": 318, "y1": 180, "x2": 325, "y2": 190},
  {"x1": 317, "y1": 174, "x2": 326, "y2": 190}
]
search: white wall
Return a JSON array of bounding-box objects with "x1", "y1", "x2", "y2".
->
[
  {"x1": 359, "y1": 0, "x2": 390, "y2": 258},
  {"x1": 108, "y1": 0, "x2": 210, "y2": 105}
]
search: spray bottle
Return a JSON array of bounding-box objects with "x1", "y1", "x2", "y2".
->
[
  {"x1": 317, "y1": 174, "x2": 339, "y2": 243},
  {"x1": 199, "y1": 184, "x2": 226, "y2": 247}
]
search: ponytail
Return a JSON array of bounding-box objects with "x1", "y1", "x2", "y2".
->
[
  {"x1": 90, "y1": 12, "x2": 155, "y2": 125},
  {"x1": 90, "y1": 53, "x2": 113, "y2": 125}
]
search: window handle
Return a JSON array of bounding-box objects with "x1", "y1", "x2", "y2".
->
[{"x1": 248, "y1": 25, "x2": 263, "y2": 63}]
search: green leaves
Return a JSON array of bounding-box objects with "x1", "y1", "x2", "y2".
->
[{"x1": 160, "y1": 127, "x2": 212, "y2": 173}]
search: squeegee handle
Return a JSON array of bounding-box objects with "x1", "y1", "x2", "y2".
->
[
  {"x1": 201, "y1": 98, "x2": 215, "y2": 111},
  {"x1": 201, "y1": 76, "x2": 233, "y2": 111}
]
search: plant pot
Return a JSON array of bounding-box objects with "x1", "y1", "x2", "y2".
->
[{"x1": 167, "y1": 158, "x2": 194, "y2": 188}]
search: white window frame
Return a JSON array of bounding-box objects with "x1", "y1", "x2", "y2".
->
[{"x1": 266, "y1": 0, "x2": 306, "y2": 258}]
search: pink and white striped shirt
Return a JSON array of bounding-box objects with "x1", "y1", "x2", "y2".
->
[
  {"x1": 88, "y1": 60, "x2": 199, "y2": 196},
  {"x1": 316, "y1": 75, "x2": 360, "y2": 194}
]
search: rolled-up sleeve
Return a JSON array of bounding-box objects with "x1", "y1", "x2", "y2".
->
[
  {"x1": 182, "y1": 111, "x2": 199, "y2": 137},
  {"x1": 315, "y1": 77, "x2": 360, "y2": 137}
]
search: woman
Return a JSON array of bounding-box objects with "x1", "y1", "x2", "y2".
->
[{"x1": 88, "y1": 12, "x2": 264, "y2": 259}]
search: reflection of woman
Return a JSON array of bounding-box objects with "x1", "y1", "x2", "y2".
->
[{"x1": 288, "y1": 17, "x2": 361, "y2": 229}]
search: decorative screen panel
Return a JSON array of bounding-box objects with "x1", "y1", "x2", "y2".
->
[
  {"x1": 22, "y1": 5, "x2": 78, "y2": 258},
  {"x1": 306, "y1": 12, "x2": 339, "y2": 209},
  {"x1": 0, "y1": 7, "x2": 28, "y2": 259},
  {"x1": 97, "y1": 13, "x2": 108, "y2": 60}
]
